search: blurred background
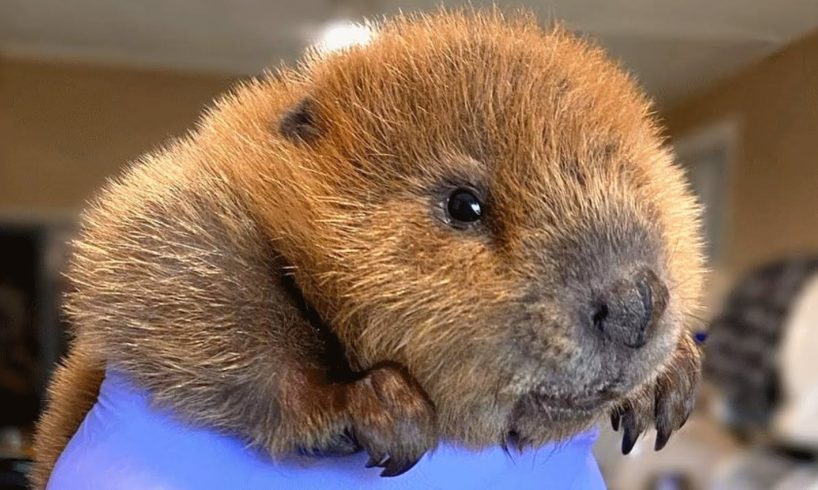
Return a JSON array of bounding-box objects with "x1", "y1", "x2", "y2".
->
[{"x1": 2, "y1": 1, "x2": 818, "y2": 488}]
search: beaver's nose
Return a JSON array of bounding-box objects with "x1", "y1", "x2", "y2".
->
[{"x1": 588, "y1": 269, "x2": 668, "y2": 349}]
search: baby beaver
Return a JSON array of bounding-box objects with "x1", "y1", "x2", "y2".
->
[{"x1": 32, "y1": 9, "x2": 704, "y2": 486}]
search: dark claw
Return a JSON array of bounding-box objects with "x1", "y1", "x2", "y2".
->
[
  {"x1": 621, "y1": 425, "x2": 638, "y2": 455},
  {"x1": 654, "y1": 426, "x2": 671, "y2": 451},
  {"x1": 611, "y1": 411, "x2": 621, "y2": 431},
  {"x1": 380, "y1": 458, "x2": 420, "y2": 477},
  {"x1": 620, "y1": 409, "x2": 641, "y2": 455},
  {"x1": 654, "y1": 396, "x2": 672, "y2": 451}
]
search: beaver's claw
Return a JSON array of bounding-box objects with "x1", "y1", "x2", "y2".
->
[
  {"x1": 364, "y1": 453, "x2": 422, "y2": 477},
  {"x1": 348, "y1": 363, "x2": 437, "y2": 477},
  {"x1": 611, "y1": 334, "x2": 701, "y2": 454}
]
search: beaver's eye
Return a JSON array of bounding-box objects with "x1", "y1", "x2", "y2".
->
[{"x1": 446, "y1": 189, "x2": 482, "y2": 224}]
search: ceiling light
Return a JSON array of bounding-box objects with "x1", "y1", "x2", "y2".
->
[{"x1": 315, "y1": 20, "x2": 374, "y2": 53}]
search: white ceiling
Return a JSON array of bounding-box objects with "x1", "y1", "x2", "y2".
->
[{"x1": 2, "y1": 0, "x2": 818, "y2": 105}]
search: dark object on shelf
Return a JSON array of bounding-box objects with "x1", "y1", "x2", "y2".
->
[
  {"x1": 0, "y1": 218, "x2": 73, "y2": 454},
  {"x1": 705, "y1": 256, "x2": 818, "y2": 432},
  {"x1": 0, "y1": 457, "x2": 31, "y2": 489}
]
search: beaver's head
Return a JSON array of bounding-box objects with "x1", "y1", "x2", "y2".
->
[{"x1": 223, "y1": 11, "x2": 704, "y2": 445}]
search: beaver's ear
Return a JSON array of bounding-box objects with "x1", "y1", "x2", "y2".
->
[{"x1": 279, "y1": 97, "x2": 322, "y2": 144}]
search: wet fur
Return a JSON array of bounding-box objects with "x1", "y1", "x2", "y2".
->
[{"x1": 32, "y1": 9, "x2": 704, "y2": 487}]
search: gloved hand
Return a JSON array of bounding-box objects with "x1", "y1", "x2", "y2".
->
[{"x1": 48, "y1": 370, "x2": 605, "y2": 489}]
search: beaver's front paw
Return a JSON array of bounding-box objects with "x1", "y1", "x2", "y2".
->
[
  {"x1": 611, "y1": 334, "x2": 701, "y2": 454},
  {"x1": 348, "y1": 363, "x2": 437, "y2": 477}
]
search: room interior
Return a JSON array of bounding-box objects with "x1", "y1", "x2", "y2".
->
[{"x1": 2, "y1": 1, "x2": 818, "y2": 488}]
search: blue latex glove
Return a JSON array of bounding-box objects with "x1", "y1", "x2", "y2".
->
[{"x1": 49, "y1": 371, "x2": 605, "y2": 489}]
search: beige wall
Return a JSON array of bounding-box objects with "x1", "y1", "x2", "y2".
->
[
  {"x1": 0, "y1": 58, "x2": 235, "y2": 213},
  {"x1": 664, "y1": 29, "x2": 818, "y2": 279}
]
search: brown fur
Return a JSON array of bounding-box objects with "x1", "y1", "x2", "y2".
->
[
  {"x1": 31, "y1": 343, "x2": 104, "y2": 487},
  {"x1": 32, "y1": 9, "x2": 704, "y2": 487}
]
